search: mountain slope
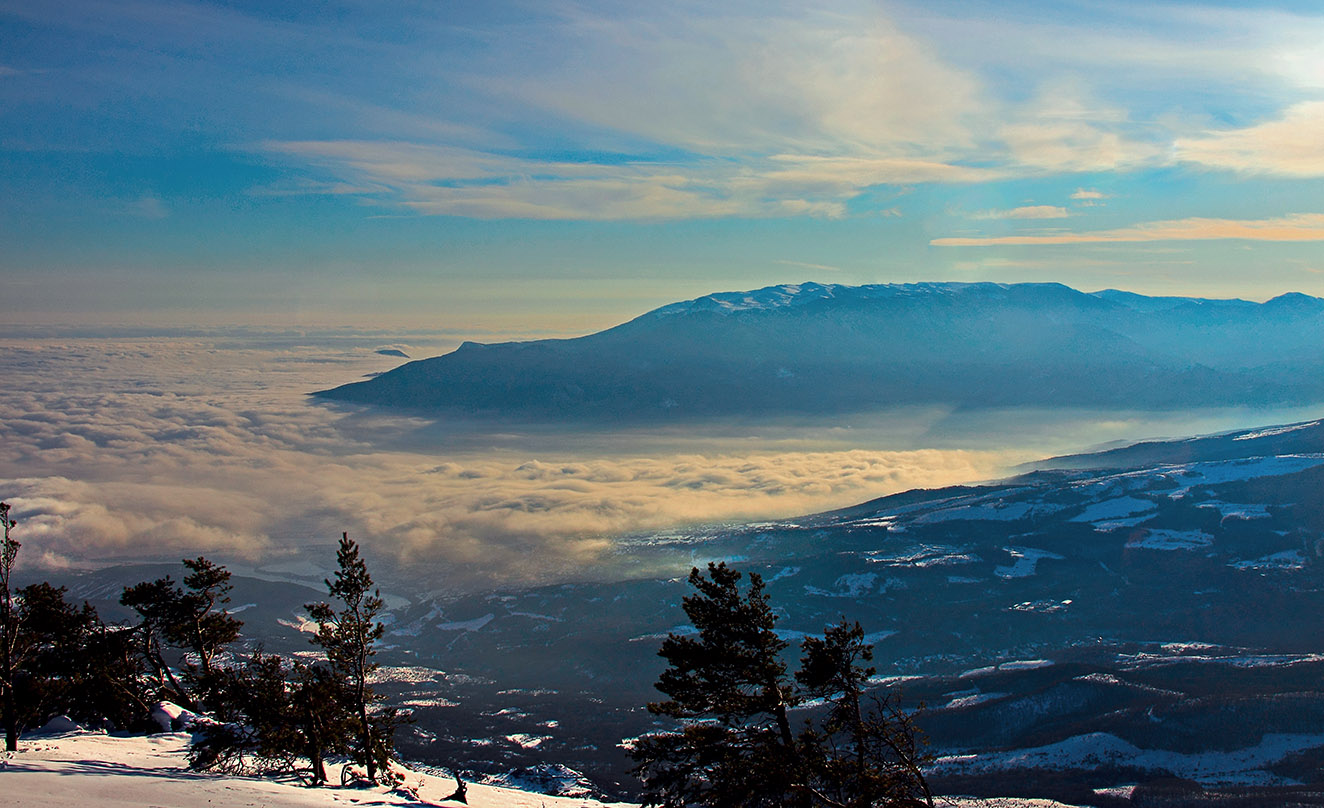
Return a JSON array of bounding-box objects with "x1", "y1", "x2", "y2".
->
[{"x1": 314, "y1": 282, "x2": 1324, "y2": 419}]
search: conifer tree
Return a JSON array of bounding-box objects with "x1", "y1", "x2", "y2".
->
[
  {"x1": 120, "y1": 557, "x2": 243, "y2": 710},
  {"x1": 121, "y1": 575, "x2": 195, "y2": 707},
  {"x1": 177, "y1": 557, "x2": 243, "y2": 679},
  {"x1": 798, "y1": 621, "x2": 933, "y2": 808},
  {"x1": 632, "y1": 562, "x2": 804, "y2": 807},
  {"x1": 634, "y1": 565, "x2": 932, "y2": 808},
  {"x1": 305, "y1": 533, "x2": 400, "y2": 785},
  {"x1": 16, "y1": 583, "x2": 151, "y2": 733},
  {"x1": 1, "y1": 501, "x2": 21, "y2": 750}
]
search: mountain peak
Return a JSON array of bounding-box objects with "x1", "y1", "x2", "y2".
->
[{"x1": 647, "y1": 281, "x2": 1087, "y2": 318}]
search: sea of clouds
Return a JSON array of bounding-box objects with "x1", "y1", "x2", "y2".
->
[
  {"x1": 0, "y1": 332, "x2": 1022, "y2": 589},
  {"x1": 4, "y1": 331, "x2": 1307, "y2": 592}
]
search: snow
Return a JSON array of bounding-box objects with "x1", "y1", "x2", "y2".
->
[
  {"x1": 1166, "y1": 455, "x2": 1324, "y2": 491},
  {"x1": 941, "y1": 692, "x2": 1007, "y2": 710},
  {"x1": 504, "y1": 733, "x2": 550, "y2": 748},
  {"x1": 995, "y1": 547, "x2": 1064, "y2": 579},
  {"x1": 912, "y1": 500, "x2": 1063, "y2": 525},
  {"x1": 0, "y1": 726, "x2": 1072, "y2": 808},
  {"x1": 1233, "y1": 421, "x2": 1320, "y2": 440},
  {"x1": 2, "y1": 729, "x2": 636, "y2": 808},
  {"x1": 1232, "y1": 550, "x2": 1307, "y2": 570},
  {"x1": 866, "y1": 545, "x2": 978, "y2": 568},
  {"x1": 434, "y1": 613, "x2": 495, "y2": 631},
  {"x1": 960, "y1": 660, "x2": 1054, "y2": 677},
  {"x1": 804, "y1": 572, "x2": 877, "y2": 597},
  {"x1": 931, "y1": 730, "x2": 1324, "y2": 786},
  {"x1": 1068, "y1": 496, "x2": 1155, "y2": 524},
  {"x1": 1126, "y1": 529, "x2": 1212, "y2": 551},
  {"x1": 998, "y1": 659, "x2": 1054, "y2": 671},
  {"x1": 1198, "y1": 501, "x2": 1272, "y2": 521}
]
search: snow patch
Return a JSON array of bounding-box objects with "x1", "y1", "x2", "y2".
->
[
  {"x1": 1233, "y1": 550, "x2": 1307, "y2": 570},
  {"x1": 1127, "y1": 529, "x2": 1213, "y2": 551},
  {"x1": 995, "y1": 547, "x2": 1064, "y2": 579},
  {"x1": 931, "y1": 730, "x2": 1324, "y2": 786}
]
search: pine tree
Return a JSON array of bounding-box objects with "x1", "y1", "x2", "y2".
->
[
  {"x1": 1, "y1": 501, "x2": 22, "y2": 751},
  {"x1": 633, "y1": 565, "x2": 932, "y2": 808},
  {"x1": 632, "y1": 562, "x2": 805, "y2": 807},
  {"x1": 120, "y1": 557, "x2": 243, "y2": 711},
  {"x1": 305, "y1": 533, "x2": 400, "y2": 785},
  {"x1": 189, "y1": 651, "x2": 353, "y2": 783},
  {"x1": 121, "y1": 575, "x2": 195, "y2": 707},
  {"x1": 798, "y1": 621, "x2": 933, "y2": 808},
  {"x1": 176, "y1": 557, "x2": 243, "y2": 680}
]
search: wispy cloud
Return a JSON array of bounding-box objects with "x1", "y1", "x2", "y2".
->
[
  {"x1": 932, "y1": 213, "x2": 1324, "y2": 246},
  {"x1": 775, "y1": 260, "x2": 841, "y2": 274},
  {"x1": 119, "y1": 193, "x2": 168, "y2": 219},
  {"x1": 1176, "y1": 101, "x2": 1324, "y2": 177},
  {"x1": 262, "y1": 141, "x2": 997, "y2": 221},
  {"x1": 969, "y1": 205, "x2": 1069, "y2": 220},
  {"x1": 1071, "y1": 188, "x2": 1108, "y2": 200}
]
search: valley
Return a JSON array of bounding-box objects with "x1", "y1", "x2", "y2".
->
[{"x1": 39, "y1": 415, "x2": 1324, "y2": 804}]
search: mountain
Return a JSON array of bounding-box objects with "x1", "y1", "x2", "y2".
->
[{"x1": 314, "y1": 282, "x2": 1324, "y2": 419}]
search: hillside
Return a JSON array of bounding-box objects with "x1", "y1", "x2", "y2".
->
[
  {"x1": 38, "y1": 415, "x2": 1324, "y2": 803},
  {"x1": 314, "y1": 282, "x2": 1324, "y2": 419}
]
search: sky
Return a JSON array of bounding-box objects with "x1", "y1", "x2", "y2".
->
[{"x1": 4, "y1": 0, "x2": 1324, "y2": 330}]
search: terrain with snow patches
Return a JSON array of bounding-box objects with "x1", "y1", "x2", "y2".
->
[{"x1": 36, "y1": 416, "x2": 1324, "y2": 805}]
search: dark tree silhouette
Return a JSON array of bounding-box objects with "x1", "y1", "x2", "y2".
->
[
  {"x1": 1, "y1": 501, "x2": 21, "y2": 750},
  {"x1": 633, "y1": 564, "x2": 932, "y2": 808},
  {"x1": 632, "y1": 562, "x2": 805, "y2": 808},
  {"x1": 305, "y1": 533, "x2": 401, "y2": 785},
  {"x1": 798, "y1": 621, "x2": 933, "y2": 808},
  {"x1": 120, "y1": 557, "x2": 243, "y2": 710},
  {"x1": 189, "y1": 650, "x2": 353, "y2": 783}
]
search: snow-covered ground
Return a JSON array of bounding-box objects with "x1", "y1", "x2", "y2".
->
[
  {"x1": 2, "y1": 727, "x2": 1088, "y2": 808},
  {"x1": 2, "y1": 729, "x2": 635, "y2": 808}
]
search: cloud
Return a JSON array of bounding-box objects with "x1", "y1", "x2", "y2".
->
[
  {"x1": 1071, "y1": 188, "x2": 1108, "y2": 200},
  {"x1": 931, "y1": 213, "x2": 1324, "y2": 246},
  {"x1": 1176, "y1": 101, "x2": 1324, "y2": 177},
  {"x1": 120, "y1": 194, "x2": 168, "y2": 219},
  {"x1": 263, "y1": 141, "x2": 996, "y2": 221},
  {"x1": 490, "y1": 4, "x2": 989, "y2": 159},
  {"x1": 0, "y1": 335, "x2": 1020, "y2": 589},
  {"x1": 969, "y1": 205, "x2": 1069, "y2": 220},
  {"x1": 996, "y1": 81, "x2": 1164, "y2": 174}
]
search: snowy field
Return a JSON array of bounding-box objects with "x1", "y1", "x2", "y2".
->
[
  {"x1": 2, "y1": 728, "x2": 1088, "y2": 808},
  {"x1": 2, "y1": 729, "x2": 635, "y2": 808}
]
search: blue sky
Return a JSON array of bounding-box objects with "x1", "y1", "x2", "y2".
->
[{"x1": 4, "y1": 0, "x2": 1324, "y2": 329}]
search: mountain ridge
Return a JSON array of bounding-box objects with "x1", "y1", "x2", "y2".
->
[{"x1": 314, "y1": 281, "x2": 1324, "y2": 419}]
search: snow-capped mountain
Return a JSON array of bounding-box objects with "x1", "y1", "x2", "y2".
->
[{"x1": 314, "y1": 282, "x2": 1324, "y2": 418}]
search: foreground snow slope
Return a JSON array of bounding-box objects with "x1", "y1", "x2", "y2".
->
[
  {"x1": 2, "y1": 729, "x2": 635, "y2": 808},
  {"x1": 2, "y1": 729, "x2": 1085, "y2": 808}
]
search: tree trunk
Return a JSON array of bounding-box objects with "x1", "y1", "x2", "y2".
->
[{"x1": 4, "y1": 687, "x2": 16, "y2": 752}]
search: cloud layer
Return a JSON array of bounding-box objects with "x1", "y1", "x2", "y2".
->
[
  {"x1": 931, "y1": 213, "x2": 1324, "y2": 246},
  {"x1": 0, "y1": 335, "x2": 1017, "y2": 589}
]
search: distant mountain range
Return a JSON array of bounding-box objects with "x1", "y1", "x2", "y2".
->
[{"x1": 315, "y1": 282, "x2": 1324, "y2": 418}]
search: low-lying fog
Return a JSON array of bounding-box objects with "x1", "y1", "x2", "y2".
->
[{"x1": 4, "y1": 330, "x2": 1320, "y2": 592}]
